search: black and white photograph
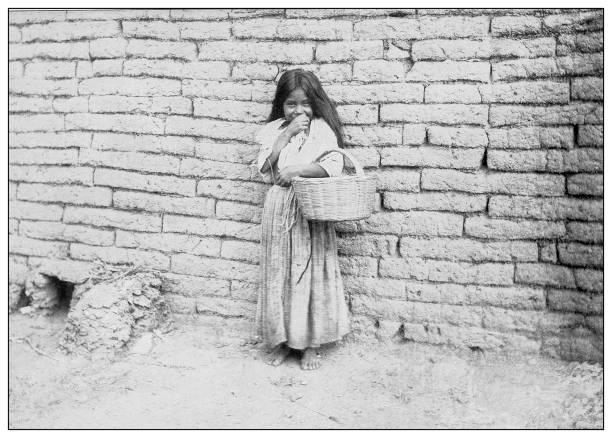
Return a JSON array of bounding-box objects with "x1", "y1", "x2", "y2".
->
[{"x1": 6, "y1": 4, "x2": 605, "y2": 429}]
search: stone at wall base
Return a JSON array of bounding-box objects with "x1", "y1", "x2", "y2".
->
[
  {"x1": 542, "y1": 328, "x2": 603, "y2": 363},
  {"x1": 60, "y1": 271, "x2": 171, "y2": 358},
  {"x1": 9, "y1": 283, "x2": 25, "y2": 313}
]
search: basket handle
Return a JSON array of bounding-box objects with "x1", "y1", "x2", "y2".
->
[{"x1": 312, "y1": 149, "x2": 364, "y2": 176}]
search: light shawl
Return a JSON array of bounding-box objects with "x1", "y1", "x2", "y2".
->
[{"x1": 255, "y1": 117, "x2": 344, "y2": 183}]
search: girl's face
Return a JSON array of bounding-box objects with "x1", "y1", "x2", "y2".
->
[{"x1": 282, "y1": 88, "x2": 313, "y2": 122}]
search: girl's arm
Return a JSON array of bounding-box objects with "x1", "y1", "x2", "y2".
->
[
  {"x1": 259, "y1": 130, "x2": 291, "y2": 173},
  {"x1": 260, "y1": 115, "x2": 311, "y2": 174},
  {"x1": 275, "y1": 163, "x2": 329, "y2": 186},
  {"x1": 299, "y1": 163, "x2": 329, "y2": 178}
]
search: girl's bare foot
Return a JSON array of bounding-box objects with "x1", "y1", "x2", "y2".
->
[
  {"x1": 301, "y1": 348, "x2": 321, "y2": 370},
  {"x1": 266, "y1": 344, "x2": 291, "y2": 366}
]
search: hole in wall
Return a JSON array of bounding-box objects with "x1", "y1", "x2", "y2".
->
[
  {"x1": 480, "y1": 148, "x2": 488, "y2": 169},
  {"x1": 46, "y1": 276, "x2": 75, "y2": 315},
  {"x1": 396, "y1": 323, "x2": 405, "y2": 339},
  {"x1": 388, "y1": 10, "x2": 411, "y2": 17},
  {"x1": 16, "y1": 286, "x2": 30, "y2": 309},
  {"x1": 392, "y1": 323, "x2": 407, "y2": 343},
  {"x1": 469, "y1": 345, "x2": 484, "y2": 355}
]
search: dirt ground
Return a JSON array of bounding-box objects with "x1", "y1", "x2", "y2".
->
[{"x1": 9, "y1": 312, "x2": 603, "y2": 429}]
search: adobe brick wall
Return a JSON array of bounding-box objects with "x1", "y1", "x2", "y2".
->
[{"x1": 8, "y1": 9, "x2": 603, "y2": 361}]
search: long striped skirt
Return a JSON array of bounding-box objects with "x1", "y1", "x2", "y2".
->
[{"x1": 255, "y1": 185, "x2": 350, "y2": 350}]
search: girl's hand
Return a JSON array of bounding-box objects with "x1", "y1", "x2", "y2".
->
[
  {"x1": 276, "y1": 165, "x2": 303, "y2": 187},
  {"x1": 284, "y1": 114, "x2": 310, "y2": 138}
]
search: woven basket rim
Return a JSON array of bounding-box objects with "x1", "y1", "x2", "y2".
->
[{"x1": 292, "y1": 174, "x2": 374, "y2": 182}]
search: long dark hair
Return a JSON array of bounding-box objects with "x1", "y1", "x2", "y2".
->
[{"x1": 267, "y1": 69, "x2": 344, "y2": 148}]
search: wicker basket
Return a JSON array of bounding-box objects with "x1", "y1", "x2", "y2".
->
[{"x1": 291, "y1": 149, "x2": 376, "y2": 222}]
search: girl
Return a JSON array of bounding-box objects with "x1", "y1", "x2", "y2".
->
[{"x1": 254, "y1": 69, "x2": 350, "y2": 371}]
